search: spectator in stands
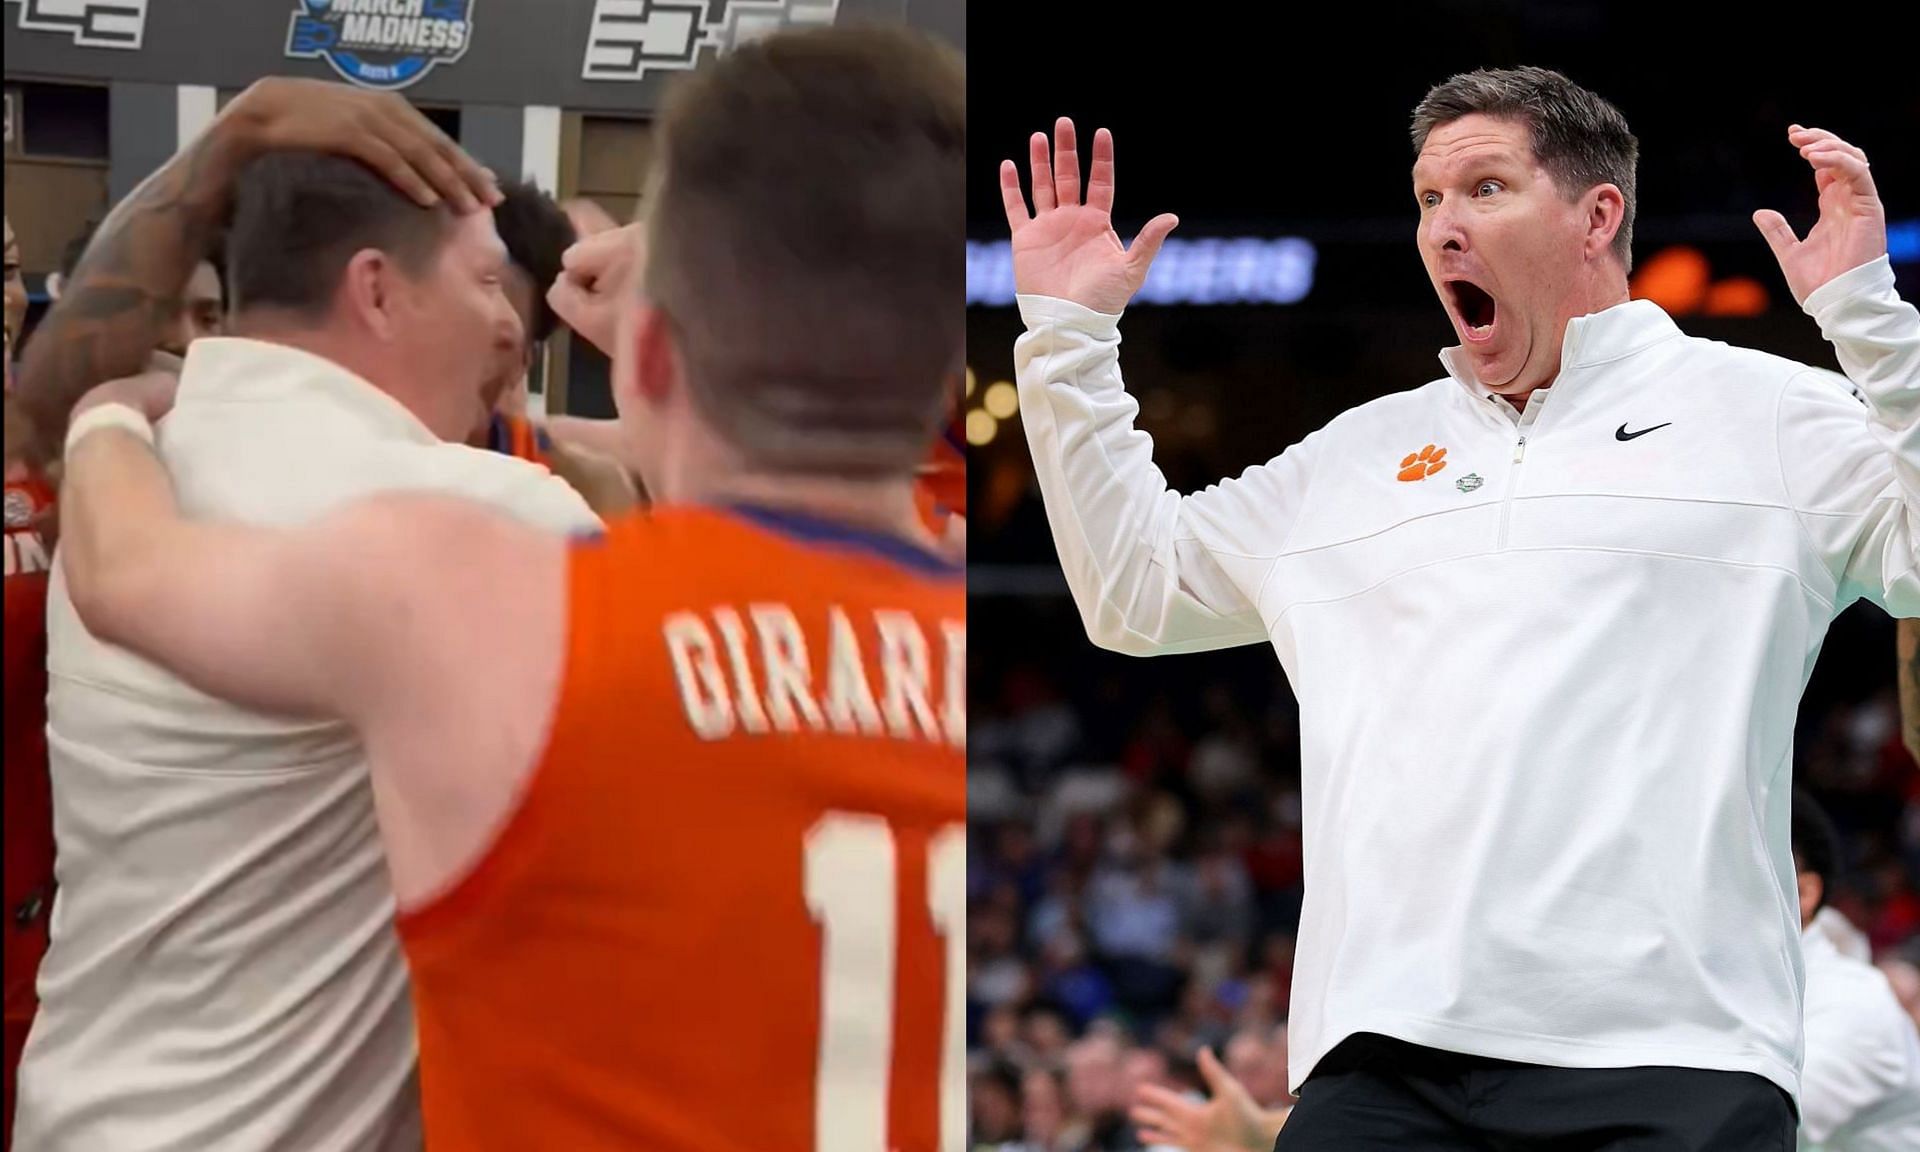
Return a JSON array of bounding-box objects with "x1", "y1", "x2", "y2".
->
[
  {"x1": 1065, "y1": 1031, "x2": 1132, "y2": 1151},
  {"x1": 1181, "y1": 849, "x2": 1256, "y2": 962},
  {"x1": 974, "y1": 900, "x2": 1035, "y2": 1015},
  {"x1": 1019, "y1": 1066, "x2": 1074, "y2": 1152},
  {"x1": 972, "y1": 1062, "x2": 1026, "y2": 1148},
  {"x1": 1224, "y1": 1025, "x2": 1294, "y2": 1113},
  {"x1": 1794, "y1": 790, "x2": 1920, "y2": 1151},
  {"x1": 1087, "y1": 847, "x2": 1186, "y2": 1022},
  {"x1": 1026, "y1": 1008, "x2": 1074, "y2": 1063}
]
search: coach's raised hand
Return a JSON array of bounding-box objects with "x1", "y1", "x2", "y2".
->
[
  {"x1": 1754, "y1": 125, "x2": 1887, "y2": 306},
  {"x1": 15, "y1": 77, "x2": 499, "y2": 461},
  {"x1": 1001, "y1": 118, "x2": 1178, "y2": 315}
]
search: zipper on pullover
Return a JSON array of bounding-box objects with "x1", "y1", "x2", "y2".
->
[{"x1": 1497, "y1": 392, "x2": 1550, "y2": 549}]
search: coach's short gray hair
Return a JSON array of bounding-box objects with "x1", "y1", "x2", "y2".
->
[{"x1": 1411, "y1": 66, "x2": 1639, "y2": 272}]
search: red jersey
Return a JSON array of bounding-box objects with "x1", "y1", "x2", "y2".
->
[{"x1": 3, "y1": 468, "x2": 54, "y2": 1146}]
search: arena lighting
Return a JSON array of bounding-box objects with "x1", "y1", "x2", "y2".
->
[
  {"x1": 1889, "y1": 219, "x2": 1919, "y2": 265},
  {"x1": 982, "y1": 381, "x2": 1019, "y2": 420},
  {"x1": 1631, "y1": 245, "x2": 1771, "y2": 317},
  {"x1": 966, "y1": 237, "x2": 1318, "y2": 306},
  {"x1": 965, "y1": 409, "x2": 999, "y2": 446}
]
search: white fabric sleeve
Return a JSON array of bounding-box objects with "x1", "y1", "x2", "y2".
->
[
  {"x1": 1014, "y1": 294, "x2": 1320, "y2": 655},
  {"x1": 1780, "y1": 256, "x2": 1920, "y2": 616}
]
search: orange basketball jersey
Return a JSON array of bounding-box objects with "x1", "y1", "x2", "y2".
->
[{"x1": 395, "y1": 505, "x2": 965, "y2": 1152}]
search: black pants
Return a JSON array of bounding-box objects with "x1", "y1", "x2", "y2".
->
[{"x1": 1275, "y1": 1033, "x2": 1796, "y2": 1152}]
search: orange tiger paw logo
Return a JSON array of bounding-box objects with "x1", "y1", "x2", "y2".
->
[{"x1": 1397, "y1": 444, "x2": 1448, "y2": 482}]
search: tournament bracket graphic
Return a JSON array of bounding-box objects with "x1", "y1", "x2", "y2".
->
[
  {"x1": 286, "y1": 0, "x2": 474, "y2": 91},
  {"x1": 4, "y1": 0, "x2": 149, "y2": 50},
  {"x1": 581, "y1": 0, "x2": 839, "y2": 82}
]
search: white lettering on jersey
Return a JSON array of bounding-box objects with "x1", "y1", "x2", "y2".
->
[
  {"x1": 3, "y1": 530, "x2": 50, "y2": 578},
  {"x1": 875, "y1": 610, "x2": 938, "y2": 741},
  {"x1": 713, "y1": 607, "x2": 770, "y2": 734},
  {"x1": 941, "y1": 620, "x2": 965, "y2": 749},
  {"x1": 825, "y1": 607, "x2": 883, "y2": 737},
  {"x1": 753, "y1": 604, "x2": 825, "y2": 733},
  {"x1": 665, "y1": 604, "x2": 962, "y2": 743},
  {"x1": 664, "y1": 612, "x2": 733, "y2": 739}
]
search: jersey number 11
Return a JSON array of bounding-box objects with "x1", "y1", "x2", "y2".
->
[{"x1": 805, "y1": 813, "x2": 964, "y2": 1152}]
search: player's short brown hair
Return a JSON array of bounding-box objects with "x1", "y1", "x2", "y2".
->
[
  {"x1": 1411, "y1": 66, "x2": 1639, "y2": 272},
  {"x1": 643, "y1": 23, "x2": 964, "y2": 476}
]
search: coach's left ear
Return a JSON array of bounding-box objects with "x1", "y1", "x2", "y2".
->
[{"x1": 1583, "y1": 184, "x2": 1627, "y2": 265}]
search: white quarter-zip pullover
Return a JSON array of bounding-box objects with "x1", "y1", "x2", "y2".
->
[{"x1": 1014, "y1": 255, "x2": 1919, "y2": 1101}]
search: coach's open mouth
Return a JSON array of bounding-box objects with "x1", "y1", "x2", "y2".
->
[{"x1": 1447, "y1": 279, "x2": 1499, "y2": 345}]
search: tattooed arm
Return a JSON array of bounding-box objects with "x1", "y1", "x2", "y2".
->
[
  {"x1": 1900, "y1": 619, "x2": 1920, "y2": 765},
  {"x1": 14, "y1": 77, "x2": 499, "y2": 461}
]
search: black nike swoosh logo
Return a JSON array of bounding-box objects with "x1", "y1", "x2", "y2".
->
[{"x1": 1615, "y1": 422, "x2": 1672, "y2": 442}]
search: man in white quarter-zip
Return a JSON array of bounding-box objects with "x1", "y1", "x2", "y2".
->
[
  {"x1": 1792, "y1": 791, "x2": 1920, "y2": 1152},
  {"x1": 10, "y1": 79, "x2": 598, "y2": 1152},
  {"x1": 1002, "y1": 66, "x2": 1917, "y2": 1151}
]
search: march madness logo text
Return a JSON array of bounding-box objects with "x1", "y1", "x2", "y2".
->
[{"x1": 286, "y1": 0, "x2": 472, "y2": 90}]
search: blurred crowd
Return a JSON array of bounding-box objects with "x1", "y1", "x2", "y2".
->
[{"x1": 965, "y1": 600, "x2": 1920, "y2": 1151}]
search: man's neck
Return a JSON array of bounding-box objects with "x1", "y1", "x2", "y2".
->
[
  {"x1": 1490, "y1": 279, "x2": 1634, "y2": 413},
  {"x1": 224, "y1": 314, "x2": 364, "y2": 379},
  {"x1": 689, "y1": 469, "x2": 928, "y2": 548}
]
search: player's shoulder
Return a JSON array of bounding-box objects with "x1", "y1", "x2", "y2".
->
[
  {"x1": 724, "y1": 503, "x2": 962, "y2": 585},
  {"x1": 597, "y1": 504, "x2": 961, "y2": 594},
  {"x1": 390, "y1": 442, "x2": 600, "y2": 535}
]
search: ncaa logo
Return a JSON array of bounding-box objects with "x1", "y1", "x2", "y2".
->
[
  {"x1": 582, "y1": 0, "x2": 838, "y2": 83},
  {"x1": 286, "y1": 0, "x2": 473, "y2": 91}
]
